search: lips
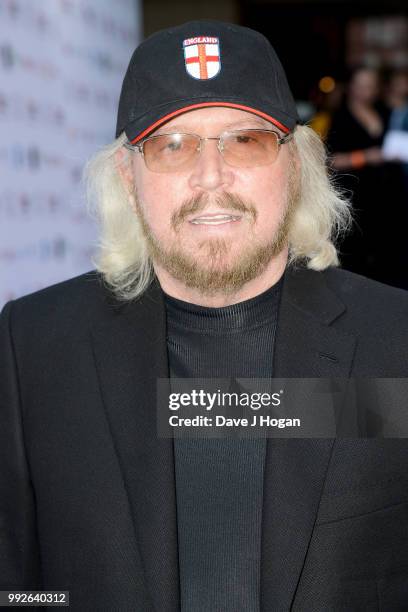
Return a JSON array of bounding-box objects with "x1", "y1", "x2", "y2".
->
[{"x1": 189, "y1": 213, "x2": 242, "y2": 225}]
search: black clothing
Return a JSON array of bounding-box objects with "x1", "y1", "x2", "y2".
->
[
  {"x1": 173, "y1": 437, "x2": 265, "y2": 612},
  {"x1": 326, "y1": 103, "x2": 408, "y2": 289},
  {"x1": 1, "y1": 266, "x2": 408, "y2": 611},
  {"x1": 164, "y1": 278, "x2": 282, "y2": 378},
  {"x1": 327, "y1": 102, "x2": 388, "y2": 152},
  {"x1": 164, "y1": 282, "x2": 281, "y2": 611}
]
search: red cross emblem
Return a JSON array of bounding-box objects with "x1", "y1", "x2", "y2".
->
[{"x1": 183, "y1": 36, "x2": 221, "y2": 80}]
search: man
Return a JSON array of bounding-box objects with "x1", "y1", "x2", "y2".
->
[{"x1": 1, "y1": 20, "x2": 408, "y2": 612}]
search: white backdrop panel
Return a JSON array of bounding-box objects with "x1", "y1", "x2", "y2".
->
[{"x1": 0, "y1": 0, "x2": 141, "y2": 306}]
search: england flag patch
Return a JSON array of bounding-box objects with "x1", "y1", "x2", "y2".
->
[{"x1": 183, "y1": 36, "x2": 221, "y2": 80}]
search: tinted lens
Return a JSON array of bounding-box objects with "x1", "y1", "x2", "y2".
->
[
  {"x1": 143, "y1": 133, "x2": 199, "y2": 172},
  {"x1": 222, "y1": 130, "x2": 280, "y2": 167}
]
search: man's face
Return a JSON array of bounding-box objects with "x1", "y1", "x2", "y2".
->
[{"x1": 127, "y1": 107, "x2": 299, "y2": 296}]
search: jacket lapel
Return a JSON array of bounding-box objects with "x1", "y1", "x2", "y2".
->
[
  {"x1": 261, "y1": 267, "x2": 357, "y2": 611},
  {"x1": 90, "y1": 278, "x2": 179, "y2": 612}
]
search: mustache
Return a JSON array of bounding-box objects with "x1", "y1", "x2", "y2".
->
[{"x1": 171, "y1": 192, "x2": 258, "y2": 230}]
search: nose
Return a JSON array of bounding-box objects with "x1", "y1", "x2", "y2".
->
[{"x1": 188, "y1": 138, "x2": 234, "y2": 192}]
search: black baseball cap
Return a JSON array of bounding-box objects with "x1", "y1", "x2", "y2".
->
[{"x1": 116, "y1": 20, "x2": 299, "y2": 144}]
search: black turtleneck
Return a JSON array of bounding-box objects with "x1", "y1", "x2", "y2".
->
[{"x1": 164, "y1": 278, "x2": 283, "y2": 612}]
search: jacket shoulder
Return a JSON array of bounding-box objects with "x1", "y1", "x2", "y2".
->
[
  {"x1": 322, "y1": 267, "x2": 408, "y2": 312},
  {"x1": 292, "y1": 266, "x2": 408, "y2": 375},
  {"x1": 321, "y1": 267, "x2": 408, "y2": 355},
  {"x1": 13, "y1": 270, "x2": 104, "y2": 306},
  {"x1": 1, "y1": 271, "x2": 113, "y2": 337}
]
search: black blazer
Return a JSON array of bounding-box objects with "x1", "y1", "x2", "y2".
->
[{"x1": 1, "y1": 266, "x2": 408, "y2": 611}]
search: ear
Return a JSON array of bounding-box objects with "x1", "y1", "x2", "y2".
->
[{"x1": 115, "y1": 147, "x2": 136, "y2": 205}]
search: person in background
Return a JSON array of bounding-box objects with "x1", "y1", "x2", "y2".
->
[
  {"x1": 326, "y1": 66, "x2": 408, "y2": 289},
  {"x1": 384, "y1": 69, "x2": 408, "y2": 194},
  {"x1": 383, "y1": 69, "x2": 408, "y2": 114}
]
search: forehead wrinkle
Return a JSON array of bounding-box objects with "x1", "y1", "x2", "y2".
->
[{"x1": 153, "y1": 117, "x2": 276, "y2": 136}]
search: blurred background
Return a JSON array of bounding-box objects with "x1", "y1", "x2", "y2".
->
[{"x1": 1, "y1": 0, "x2": 407, "y2": 308}]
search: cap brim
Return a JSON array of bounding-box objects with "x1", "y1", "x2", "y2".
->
[{"x1": 125, "y1": 100, "x2": 293, "y2": 144}]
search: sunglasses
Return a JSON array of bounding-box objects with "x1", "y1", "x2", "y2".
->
[{"x1": 124, "y1": 129, "x2": 293, "y2": 173}]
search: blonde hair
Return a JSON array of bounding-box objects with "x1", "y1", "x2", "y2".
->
[{"x1": 84, "y1": 125, "x2": 352, "y2": 301}]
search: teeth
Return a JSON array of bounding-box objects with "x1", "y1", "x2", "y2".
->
[{"x1": 191, "y1": 214, "x2": 241, "y2": 225}]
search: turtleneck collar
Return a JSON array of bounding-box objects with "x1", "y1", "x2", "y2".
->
[{"x1": 162, "y1": 275, "x2": 284, "y2": 332}]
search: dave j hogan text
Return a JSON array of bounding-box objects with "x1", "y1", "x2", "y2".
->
[{"x1": 168, "y1": 415, "x2": 301, "y2": 428}]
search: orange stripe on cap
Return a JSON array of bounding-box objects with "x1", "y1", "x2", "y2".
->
[{"x1": 130, "y1": 102, "x2": 290, "y2": 144}]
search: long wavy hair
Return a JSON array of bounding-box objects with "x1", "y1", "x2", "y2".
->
[{"x1": 84, "y1": 125, "x2": 352, "y2": 301}]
